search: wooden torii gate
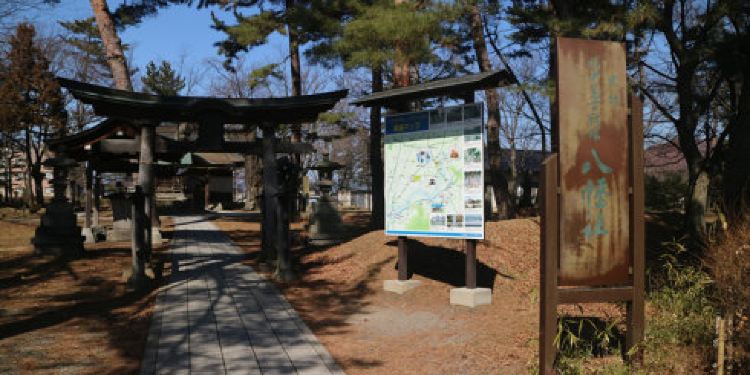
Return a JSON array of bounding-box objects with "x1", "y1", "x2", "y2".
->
[{"x1": 55, "y1": 78, "x2": 347, "y2": 283}]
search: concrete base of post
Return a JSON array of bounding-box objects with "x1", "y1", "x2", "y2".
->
[
  {"x1": 151, "y1": 228, "x2": 163, "y2": 245},
  {"x1": 81, "y1": 227, "x2": 95, "y2": 243},
  {"x1": 383, "y1": 279, "x2": 422, "y2": 294},
  {"x1": 450, "y1": 287, "x2": 492, "y2": 308}
]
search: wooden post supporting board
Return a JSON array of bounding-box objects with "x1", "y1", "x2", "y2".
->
[
  {"x1": 449, "y1": 237, "x2": 490, "y2": 308},
  {"x1": 398, "y1": 236, "x2": 408, "y2": 280},
  {"x1": 466, "y1": 239, "x2": 477, "y2": 289},
  {"x1": 626, "y1": 94, "x2": 645, "y2": 364},
  {"x1": 539, "y1": 154, "x2": 559, "y2": 375}
]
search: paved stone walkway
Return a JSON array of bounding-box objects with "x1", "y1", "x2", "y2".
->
[{"x1": 140, "y1": 216, "x2": 344, "y2": 375}]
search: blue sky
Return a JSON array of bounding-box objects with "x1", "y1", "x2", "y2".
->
[{"x1": 15, "y1": 0, "x2": 291, "y2": 95}]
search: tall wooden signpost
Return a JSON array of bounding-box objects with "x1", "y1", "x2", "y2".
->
[{"x1": 539, "y1": 37, "x2": 645, "y2": 373}]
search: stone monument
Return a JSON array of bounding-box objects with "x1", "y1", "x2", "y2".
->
[
  {"x1": 107, "y1": 191, "x2": 132, "y2": 242},
  {"x1": 32, "y1": 155, "x2": 84, "y2": 256},
  {"x1": 307, "y1": 153, "x2": 344, "y2": 246},
  {"x1": 106, "y1": 185, "x2": 162, "y2": 244}
]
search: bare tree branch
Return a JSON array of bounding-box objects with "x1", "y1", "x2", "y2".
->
[
  {"x1": 640, "y1": 60, "x2": 676, "y2": 82},
  {"x1": 638, "y1": 81, "x2": 679, "y2": 125},
  {"x1": 483, "y1": 15, "x2": 547, "y2": 152}
]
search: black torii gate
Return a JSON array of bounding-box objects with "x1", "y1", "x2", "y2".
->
[{"x1": 55, "y1": 78, "x2": 347, "y2": 283}]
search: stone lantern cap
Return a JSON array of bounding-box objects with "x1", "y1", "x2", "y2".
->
[{"x1": 308, "y1": 158, "x2": 343, "y2": 172}]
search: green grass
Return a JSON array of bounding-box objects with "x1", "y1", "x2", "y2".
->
[{"x1": 536, "y1": 238, "x2": 717, "y2": 374}]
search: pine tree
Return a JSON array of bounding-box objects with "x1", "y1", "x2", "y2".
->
[
  {"x1": 211, "y1": 0, "x2": 307, "y2": 95},
  {"x1": 59, "y1": 18, "x2": 113, "y2": 83},
  {"x1": 141, "y1": 60, "x2": 186, "y2": 96},
  {"x1": 89, "y1": 0, "x2": 133, "y2": 91},
  {"x1": 0, "y1": 23, "x2": 66, "y2": 209},
  {"x1": 456, "y1": 0, "x2": 515, "y2": 219},
  {"x1": 305, "y1": 0, "x2": 456, "y2": 228},
  {"x1": 634, "y1": 0, "x2": 728, "y2": 246},
  {"x1": 329, "y1": 1, "x2": 445, "y2": 75},
  {"x1": 211, "y1": 0, "x2": 315, "y2": 224},
  {"x1": 59, "y1": 17, "x2": 121, "y2": 130},
  {"x1": 506, "y1": 1, "x2": 735, "y2": 246}
]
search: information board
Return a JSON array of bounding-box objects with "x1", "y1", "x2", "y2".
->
[
  {"x1": 384, "y1": 103, "x2": 484, "y2": 239},
  {"x1": 556, "y1": 37, "x2": 630, "y2": 286}
]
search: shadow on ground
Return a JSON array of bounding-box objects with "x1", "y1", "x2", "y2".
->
[
  {"x1": 212, "y1": 211, "x2": 387, "y2": 371},
  {"x1": 0, "y1": 243, "x2": 163, "y2": 374},
  {"x1": 383, "y1": 238, "x2": 507, "y2": 289}
]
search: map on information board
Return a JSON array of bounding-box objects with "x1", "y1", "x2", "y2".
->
[{"x1": 384, "y1": 103, "x2": 484, "y2": 239}]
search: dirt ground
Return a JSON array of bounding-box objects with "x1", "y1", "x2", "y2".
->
[
  {"x1": 0, "y1": 207, "x2": 675, "y2": 374},
  {"x1": 0, "y1": 213, "x2": 172, "y2": 375},
  {"x1": 214, "y1": 211, "x2": 625, "y2": 375}
]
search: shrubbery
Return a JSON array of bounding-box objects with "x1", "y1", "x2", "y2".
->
[
  {"x1": 645, "y1": 173, "x2": 687, "y2": 211},
  {"x1": 709, "y1": 220, "x2": 750, "y2": 371},
  {"x1": 642, "y1": 239, "x2": 716, "y2": 373}
]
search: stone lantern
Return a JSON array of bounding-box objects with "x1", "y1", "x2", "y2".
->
[
  {"x1": 32, "y1": 154, "x2": 84, "y2": 256},
  {"x1": 306, "y1": 152, "x2": 344, "y2": 245}
]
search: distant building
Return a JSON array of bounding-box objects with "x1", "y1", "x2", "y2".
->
[
  {"x1": 644, "y1": 140, "x2": 713, "y2": 180},
  {"x1": 0, "y1": 147, "x2": 53, "y2": 202},
  {"x1": 497, "y1": 148, "x2": 545, "y2": 206}
]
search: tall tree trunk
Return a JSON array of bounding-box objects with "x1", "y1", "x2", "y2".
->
[
  {"x1": 393, "y1": 0, "x2": 409, "y2": 91},
  {"x1": 24, "y1": 127, "x2": 35, "y2": 210},
  {"x1": 5, "y1": 166, "x2": 10, "y2": 203},
  {"x1": 4, "y1": 139, "x2": 11, "y2": 203},
  {"x1": 4, "y1": 156, "x2": 10, "y2": 203},
  {"x1": 674, "y1": 63, "x2": 709, "y2": 247},
  {"x1": 549, "y1": 2, "x2": 567, "y2": 156},
  {"x1": 244, "y1": 154, "x2": 262, "y2": 210},
  {"x1": 32, "y1": 162, "x2": 43, "y2": 206},
  {"x1": 393, "y1": 55, "x2": 410, "y2": 89},
  {"x1": 370, "y1": 66, "x2": 385, "y2": 229},
  {"x1": 89, "y1": 0, "x2": 132, "y2": 91},
  {"x1": 287, "y1": 0, "x2": 302, "y2": 99},
  {"x1": 509, "y1": 144, "x2": 518, "y2": 207},
  {"x1": 676, "y1": 100, "x2": 708, "y2": 247},
  {"x1": 466, "y1": 0, "x2": 514, "y2": 219},
  {"x1": 686, "y1": 161, "x2": 709, "y2": 248},
  {"x1": 723, "y1": 64, "x2": 750, "y2": 224},
  {"x1": 243, "y1": 128, "x2": 260, "y2": 210},
  {"x1": 286, "y1": 0, "x2": 304, "y2": 220}
]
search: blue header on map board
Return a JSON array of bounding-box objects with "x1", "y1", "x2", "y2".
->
[{"x1": 385, "y1": 112, "x2": 429, "y2": 134}]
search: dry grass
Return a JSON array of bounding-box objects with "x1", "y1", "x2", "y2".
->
[
  {"x1": 0, "y1": 219, "x2": 38, "y2": 249},
  {"x1": 0, "y1": 207, "x2": 42, "y2": 250},
  {"x1": 709, "y1": 220, "x2": 750, "y2": 368},
  {"x1": 0, "y1": 244, "x2": 157, "y2": 374},
  {"x1": 0, "y1": 214, "x2": 174, "y2": 375}
]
